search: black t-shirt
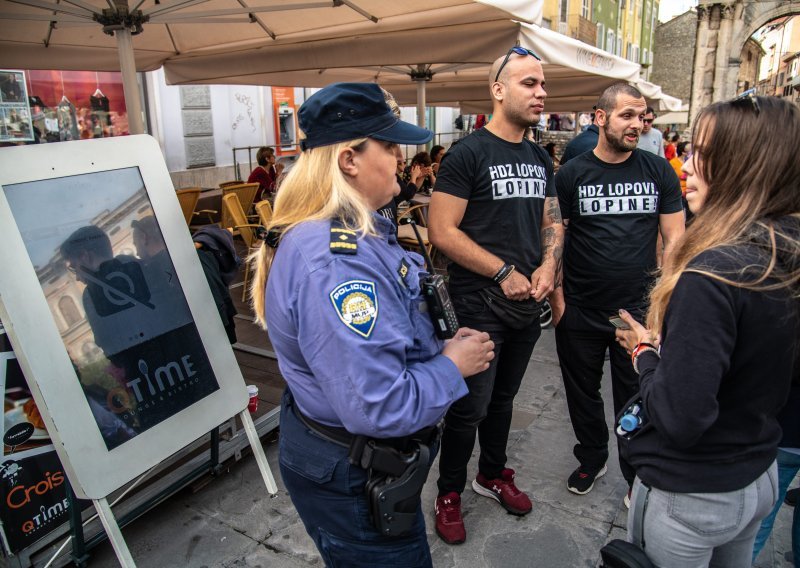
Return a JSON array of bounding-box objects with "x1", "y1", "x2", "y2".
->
[
  {"x1": 434, "y1": 128, "x2": 556, "y2": 295},
  {"x1": 377, "y1": 175, "x2": 417, "y2": 229},
  {"x1": 556, "y1": 149, "x2": 682, "y2": 310}
]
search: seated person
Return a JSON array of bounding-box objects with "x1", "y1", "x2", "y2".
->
[
  {"x1": 404, "y1": 151, "x2": 435, "y2": 194},
  {"x1": 430, "y1": 145, "x2": 446, "y2": 174},
  {"x1": 377, "y1": 146, "x2": 419, "y2": 229},
  {"x1": 247, "y1": 146, "x2": 284, "y2": 200}
]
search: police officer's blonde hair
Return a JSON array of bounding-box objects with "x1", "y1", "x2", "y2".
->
[{"x1": 250, "y1": 138, "x2": 373, "y2": 328}]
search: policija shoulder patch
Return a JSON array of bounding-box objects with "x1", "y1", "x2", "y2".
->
[{"x1": 330, "y1": 280, "x2": 378, "y2": 338}]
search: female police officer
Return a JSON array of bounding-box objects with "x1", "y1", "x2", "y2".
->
[{"x1": 250, "y1": 83, "x2": 494, "y2": 567}]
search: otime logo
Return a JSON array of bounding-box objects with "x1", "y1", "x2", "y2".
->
[{"x1": 6, "y1": 470, "x2": 69, "y2": 535}]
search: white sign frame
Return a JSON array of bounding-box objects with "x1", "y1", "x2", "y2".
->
[{"x1": 0, "y1": 135, "x2": 258, "y2": 500}]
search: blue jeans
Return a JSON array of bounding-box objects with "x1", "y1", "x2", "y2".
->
[
  {"x1": 279, "y1": 390, "x2": 433, "y2": 567},
  {"x1": 628, "y1": 462, "x2": 778, "y2": 567},
  {"x1": 752, "y1": 449, "x2": 800, "y2": 565}
]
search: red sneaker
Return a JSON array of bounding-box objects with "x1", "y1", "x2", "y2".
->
[
  {"x1": 434, "y1": 492, "x2": 466, "y2": 545},
  {"x1": 472, "y1": 468, "x2": 532, "y2": 516}
]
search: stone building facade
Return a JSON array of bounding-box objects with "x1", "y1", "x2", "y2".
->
[
  {"x1": 653, "y1": 6, "x2": 764, "y2": 120},
  {"x1": 651, "y1": 10, "x2": 697, "y2": 104}
]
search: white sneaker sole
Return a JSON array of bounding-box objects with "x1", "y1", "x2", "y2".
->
[
  {"x1": 471, "y1": 480, "x2": 531, "y2": 515},
  {"x1": 567, "y1": 464, "x2": 608, "y2": 495},
  {"x1": 471, "y1": 479, "x2": 501, "y2": 504}
]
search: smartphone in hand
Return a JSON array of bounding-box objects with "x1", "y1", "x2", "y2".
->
[{"x1": 608, "y1": 315, "x2": 631, "y2": 330}]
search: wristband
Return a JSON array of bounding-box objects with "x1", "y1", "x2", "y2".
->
[
  {"x1": 632, "y1": 343, "x2": 659, "y2": 374},
  {"x1": 493, "y1": 263, "x2": 515, "y2": 284},
  {"x1": 630, "y1": 342, "x2": 657, "y2": 362},
  {"x1": 497, "y1": 265, "x2": 516, "y2": 284}
]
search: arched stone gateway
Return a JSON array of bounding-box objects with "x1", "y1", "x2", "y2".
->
[{"x1": 690, "y1": 0, "x2": 800, "y2": 122}]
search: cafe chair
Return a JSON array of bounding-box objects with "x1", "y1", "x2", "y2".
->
[
  {"x1": 221, "y1": 183, "x2": 260, "y2": 229},
  {"x1": 254, "y1": 199, "x2": 273, "y2": 227},
  {"x1": 177, "y1": 187, "x2": 218, "y2": 228},
  {"x1": 396, "y1": 204, "x2": 435, "y2": 265},
  {"x1": 219, "y1": 180, "x2": 242, "y2": 188},
  {"x1": 222, "y1": 193, "x2": 265, "y2": 301},
  {"x1": 176, "y1": 187, "x2": 200, "y2": 225}
]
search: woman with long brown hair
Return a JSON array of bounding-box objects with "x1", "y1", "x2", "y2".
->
[{"x1": 615, "y1": 94, "x2": 800, "y2": 566}]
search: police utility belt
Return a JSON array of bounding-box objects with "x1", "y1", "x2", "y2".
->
[{"x1": 295, "y1": 406, "x2": 442, "y2": 537}]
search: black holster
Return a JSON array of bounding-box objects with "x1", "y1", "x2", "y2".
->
[
  {"x1": 293, "y1": 397, "x2": 440, "y2": 537},
  {"x1": 349, "y1": 426, "x2": 440, "y2": 537}
]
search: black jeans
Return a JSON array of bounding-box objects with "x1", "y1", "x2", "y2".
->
[
  {"x1": 437, "y1": 290, "x2": 541, "y2": 495},
  {"x1": 554, "y1": 304, "x2": 639, "y2": 484}
]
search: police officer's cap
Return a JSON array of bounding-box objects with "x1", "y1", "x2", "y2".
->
[{"x1": 298, "y1": 83, "x2": 432, "y2": 150}]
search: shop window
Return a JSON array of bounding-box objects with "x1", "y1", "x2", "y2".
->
[{"x1": 25, "y1": 70, "x2": 129, "y2": 142}]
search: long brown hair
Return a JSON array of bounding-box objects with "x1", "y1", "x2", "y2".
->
[{"x1": 647, "y1": 96, "x2": 800, "y2": 332}]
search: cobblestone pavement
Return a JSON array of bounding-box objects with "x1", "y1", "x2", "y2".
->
[{"x1": 90, "y1": 329, "x2": 795, "y2": 567}]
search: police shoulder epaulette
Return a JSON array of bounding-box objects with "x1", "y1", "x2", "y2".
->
[{"x1": 329, "y1": 220, "x2": 357, "y2": 255}]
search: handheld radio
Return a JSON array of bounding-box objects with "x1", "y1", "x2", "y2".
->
[{"x1": 400, "y1": 218, "x2": 459, "y2": 339}]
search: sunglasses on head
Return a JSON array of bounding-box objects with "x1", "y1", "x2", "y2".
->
[
  {"x1": 495, "y1": 46, "x2": 542, "y2": 83},
  {"x1": 732, "y1": 88, "x2": 760, "y2": 115}
]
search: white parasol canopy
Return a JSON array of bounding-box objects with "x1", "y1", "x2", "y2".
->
[
  {"x1": 163, "y1": 20, "x2": 682, "y2": 114},
  {"x1": 0, "y1": 0, "x2": 542, "y2": 132}
]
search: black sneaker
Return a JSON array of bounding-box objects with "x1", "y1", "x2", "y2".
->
[
  {"x1": 786, "y1": 487, "x2": 798, "y2": 507},
  {"x1": 567, "y1": 464, "x2": 608, "y2": 495}
]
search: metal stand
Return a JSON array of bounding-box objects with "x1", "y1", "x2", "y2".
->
[
  {"x1": 66, "y1": 483, "x2": 89, "y2": 568},
  {"x1": 91, "y1": 498, "x2": 136, "y2": 568},
  {"x1": 209, "y1": 427, "x2": 223, "y2": 476},
  {"x1": 240, "y1": 410, "x2": 278, "y2": 495}
]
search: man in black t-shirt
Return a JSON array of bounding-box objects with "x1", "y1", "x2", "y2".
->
[
  {"x1": 429, "y1": 48, "x2": 564, "y2": 545},
  {"x1": 550, "y1": 84, "x2": 684, "y2": 503}
]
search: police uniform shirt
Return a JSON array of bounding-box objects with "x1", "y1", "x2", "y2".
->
[
  {"x1": 556, "y1": 148, "x2": 683, "y2": 311},
  {"x1": 265, "y1": 214, "x2": 467, "y2": 439},
  {"x1": 434, "y1": 128, "x2": 556, "y2": 295}
]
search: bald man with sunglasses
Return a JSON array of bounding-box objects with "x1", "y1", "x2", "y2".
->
[{"x1": 428, "y1": 47, "x2": 564, "y2": 544}]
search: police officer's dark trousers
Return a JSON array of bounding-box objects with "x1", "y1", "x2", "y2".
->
[
  {"x1": 437, "y1": 290, "x2": 541, "y2": 495},
  {"x1": 554, "y1": 304, "x2": 640, "y2": 484},
  {"x1": 279, "y1": 390, "x2": 434, "y2": 567}
]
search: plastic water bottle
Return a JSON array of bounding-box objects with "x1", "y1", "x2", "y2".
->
[{"x1": 616, "y1": 403, "x2": 644, "y2": 437}]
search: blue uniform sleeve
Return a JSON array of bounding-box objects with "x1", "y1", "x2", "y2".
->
[{"x1": 293, "y1": 254, "x2": 467, "y2": 438}]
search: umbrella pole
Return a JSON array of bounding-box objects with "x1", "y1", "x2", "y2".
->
[
  {"x1": 414, "y1": 65, "x2": 427, "y2": 151},
  {"x1": 115, "y1": 28, "x2": 145, "y2": 135}
]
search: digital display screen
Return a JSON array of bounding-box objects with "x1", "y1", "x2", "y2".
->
[{"x1": 3, "y1": 168, "x2": 219, "y2": 449}]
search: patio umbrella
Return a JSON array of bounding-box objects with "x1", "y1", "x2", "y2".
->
[
  {"x1": 164, "y1": 19, "x2": 682, "y2": 116},
  {"x1": 0, "y1": 0, "x2": 542, "y2": 133},
  {"x1": 385, "y1": 25, "x2": 682, "y2": 113}
]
